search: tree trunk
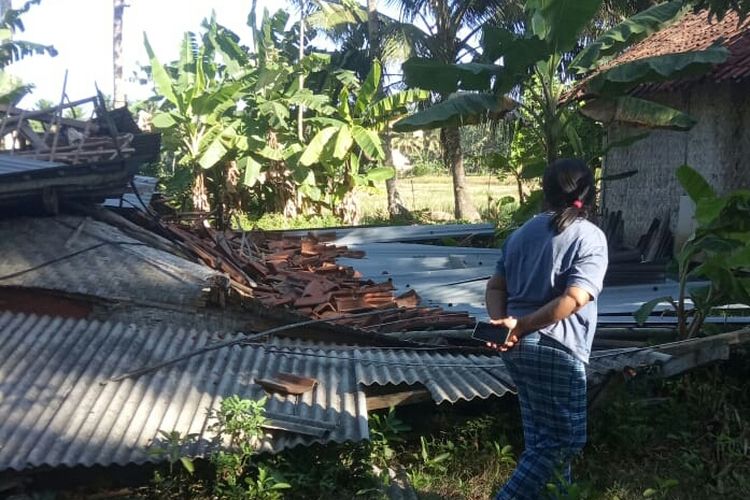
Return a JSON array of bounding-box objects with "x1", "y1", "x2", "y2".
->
[
  {"x1": 442, "y1": 126, "x2": 479, "y2": 221},
  {"x1": 297, "y1": 0, "x2": 306, "y2": 141},
  {"x1": 383, "y1": 131, "x2": 409, "y2": 216},
  {"x1": 367, "y1": 0, "x2": 408, "y2": 219},
  {"x1": 192, "y1": 169, "x2": 210, "y2": 213},
  {"x1": 112, "y1": 0, "x2": 126, "y2": 108},
  {"x1": 0, "y1": 1, "x2": 11, "y2": 18},
  {"x1": 515, "y1": 173, "x2": 525, "y2": 204}
]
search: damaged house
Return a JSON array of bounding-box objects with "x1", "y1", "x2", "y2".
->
[
  {"x1": 592, "y1": 10, "x2": 750, "y2": 245},
  {"x1": 0, "y1": 96, "x2": 747, "y2": 483}
]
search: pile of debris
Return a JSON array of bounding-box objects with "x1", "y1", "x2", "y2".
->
[
  {"x1": 0, "y1": 97, "x2": 160, "y2": 212},
  {"x1": 601, "y1": 209, "x2": 673, "y2": 285},
  {"x1": 155, "y1": 219, "x2": 475, "y2": 332}
]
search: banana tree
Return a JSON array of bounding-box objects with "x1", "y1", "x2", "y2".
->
[
  {"x1": 396, "y1": 1, "x2": 727, "y2": 138},
  {"x1": 394, "y1": 0, "x2": 729, "y2": 219},
  {"x1": 635, "y1": 165, "x2": 750, "y2": 337},
  {"x1": 145, "y1": 21, "x2": 249, "y2": 221},
  {"x1": 298, "y1": 60, "x2": 429, "y2": 224},
  {"x1": 237, "y1": 8, "x2": 343, "y2": 218}
]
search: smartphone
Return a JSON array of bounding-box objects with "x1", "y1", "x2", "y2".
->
[{"x1": 471, "y1": 321, "x2": 510, "y2": 344}]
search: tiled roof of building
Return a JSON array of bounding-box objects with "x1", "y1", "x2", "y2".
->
[
  {"x1": 572, "y1": 9, "x2": 750, "y2": 98},
  {"x1": 611, "y1": 10, "x2": 750, "y2": 82}
]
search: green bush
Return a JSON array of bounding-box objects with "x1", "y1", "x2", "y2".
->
[
  {"x1": 407, "y1": 159, "x2": 446, "y2": 177},
  {"x1": 235, "y1": 212, "x2": 343, "y2": 231}
]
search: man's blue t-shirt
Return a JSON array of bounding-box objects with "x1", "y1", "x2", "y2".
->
[{"x1": 494, "y1": 213, "x2": 608, "y2": 363}]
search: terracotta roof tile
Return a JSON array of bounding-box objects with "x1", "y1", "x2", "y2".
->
[
  {"x1": 572, "y1": 10, "x2": 750, "y2": 98},
  {"x1": 155, "y1": 220, "x2": 474, "y2": 334}
]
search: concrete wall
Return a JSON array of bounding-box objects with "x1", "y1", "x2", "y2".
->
[{"x1": 602, "y1": 80, "x2": 750, "y2": 245}]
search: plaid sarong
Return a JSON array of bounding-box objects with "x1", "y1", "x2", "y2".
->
[{"x1": 495, "y1": 333, "x2": 587, "y2": 500}]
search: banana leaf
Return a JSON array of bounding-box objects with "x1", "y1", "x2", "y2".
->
[
  {"x1": 527, "y1": 0, "x2": 604, "y2": 52},
  {"x1": 581, "y1": 96, "x2": 697, "y2": 130},
  {"x1": 587, "y1": 46, "x2": 730, "y2": 95},
  {"x1": 393, "y1": 93, "x2": 517, "y2": 132},
  {"x1": 570, "y1": 1, "x2": 685, "y2": 73},
  {"x1": 676, "y1": 164, "x2": 717, "y2": 202},
  {"x1": 402, "y1": 58, "x2": 503, "y2": 94}
]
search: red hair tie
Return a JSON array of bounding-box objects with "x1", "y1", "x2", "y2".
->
[{"x1": 572, "y1": 200, "x2": 583, "y2": 209}]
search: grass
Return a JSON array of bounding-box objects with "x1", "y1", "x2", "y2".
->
[
  {"x1": 358, "y1": 174, "x2": 517, "y2": 223},
  {"x1": 136, "y1": 353, "x2": 750, "y2": 500},
  {"x1": 235, "y1": 174, "x2": 518, "y2": 231},
  {"x1": 379, "y1": 354, "x2": 750, "y2": 500}
]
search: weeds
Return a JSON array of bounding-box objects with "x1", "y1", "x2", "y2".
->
[
  {"x1": 147, "y1": 396, "x2": 289, "y2": 500},
  {"x1": 145, "y1": 356, "x2": 750, "y2": 499},
  {"x1": 369, "y1": 407, "x2": 411, "y2": 471}
]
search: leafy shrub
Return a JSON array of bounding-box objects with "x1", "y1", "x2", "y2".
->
[
  {"x1": 236, "y1": 212, "x2": 343, "y2": 231},
  {"x1": 408, "y1": 159, "x2": 446, "y2": 177}
]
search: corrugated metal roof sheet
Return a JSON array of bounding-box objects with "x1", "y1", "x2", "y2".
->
[
  {"x1": 335, "y1": 242, "x2": 711, "y2": 322},
  {"x1": 0, "y1": 215, "x2": 220, "y2": 308},
  {"x1": 0, "y1": 155, "x2": 66, "y2": 175},
  {"x1": 280, "y1": 223, "x2": 496, "y2": 245},
  {"x1": 0, "y1": 313, "x2": 514, "y2": 471},
  {"x1": 0, "y1": 311, "x2": 681, "y2": 471},
  {"x1": 103, "y1": 175, "x2": 157, "y2": 211}
]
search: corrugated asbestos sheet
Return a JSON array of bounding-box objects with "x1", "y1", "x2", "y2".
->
[
  {"x1": 0, "y1": 215, "x2": 220, "y2": 308},
  {"x1": 0, "y1": 313, "x2": 366, "y2": 470},
  {"x1": 0, "y1": 313, "x2": 510, "y2": 471},
  {"x1": 0, "y1": 312, "x2": 681, "y2": 471},
  {"x1": 270, "y1": 338, "x2": 514, "y2": 404},
  {"x1": 280, "y1": 223, "x2": 496, "y2": 245}
]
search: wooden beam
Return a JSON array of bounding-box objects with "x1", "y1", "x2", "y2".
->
[
  {"x1": 656, "y1": 327, "x2": 750, "y2": 356},
  {"x1": 366, "y1": 388, "x2": 432, "y2": 411},
  {"x1": 18, "y1": 123, "x2": 48, "y2": 151}
]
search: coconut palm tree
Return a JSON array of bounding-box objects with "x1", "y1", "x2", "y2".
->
[
  {"x1": 366, "y1": 0, "x2": 412, "y2": 217},
  {"x1": 113, "y1": 0, "x2": 126, "y2": 107},
  {"x1": 384, "y1": 0, "x2": 521, "y2": 221}
]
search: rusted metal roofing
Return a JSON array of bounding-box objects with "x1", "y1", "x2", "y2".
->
[
  {"x1": 571, "y1": 10, "x2": 750, "y2": 99},
  {"x1": 0, "y1": 215, "x2": 221, "y2": 309}
]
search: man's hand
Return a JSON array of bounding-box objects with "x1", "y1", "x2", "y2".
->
[{"x1": 486, "y1": 316, "x2": 520, "y2": 352}]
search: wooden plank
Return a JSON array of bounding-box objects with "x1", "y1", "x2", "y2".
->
[
  {"x1": 366, "y1": 388, "x2": 432, "y2": 411},
  {"x1": 18, "y1": 123, "x2": 49, "y2": 151},
  {"x1": 0, "y1": 97, "x2": 97, "y2": 127},
  {"x1": 256, "y1": 373, "x2": 317, "y2": 395},
  {"x1": 656, "y1": 327, "x2": 750, "y2": 356},
  {"x1": 659, "y1": 344, "x2": 730, "y2": 378}
]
